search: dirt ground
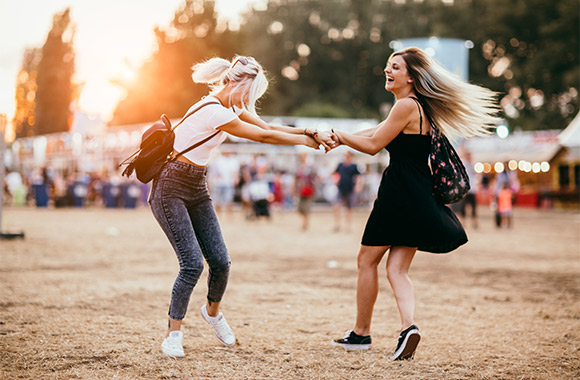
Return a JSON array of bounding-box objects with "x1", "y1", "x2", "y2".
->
[{"x1": 1, "y1": 204, "x2": 579, "y2": 380}]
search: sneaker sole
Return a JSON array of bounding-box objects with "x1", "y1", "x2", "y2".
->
[
  {"x1": 161, "y1": 348, "x2": 185, "y2": 357},
  {"x1": 331, "y1": 341, "x2": 372, "y2": 350},
  {"x1": 390, "y1": 330, "x2": 421, "y2": 361},
  {"x1": 200, "y1": 308, "x2": 236, "y2": 347}
]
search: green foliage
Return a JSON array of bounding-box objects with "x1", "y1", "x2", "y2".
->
[
  {"x1": 108, "y1": 0, "x2": 579, "y2": 131},
  {"x1": 110, "y1": 0, "x2": 238, "y2": 125},
  {"x1": 292, "y1": 101, "x2": 352, "y2": 118},
  {"x1": 34, "y1": 8, "x2": 75, "y2": 135}
]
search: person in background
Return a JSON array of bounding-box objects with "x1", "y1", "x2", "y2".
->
[
  {"x1": 209, "y1": 151, "x2": 240, "y2": 216},
  {"x1": 295, "y1": 153, "x2": 317, "y2": 231},
  {"x1": 333, "y1": 151, "x2": 361, "y2": 233},
  {"x1": 497, "y1": 182, "x2": 513, "y2": 229},
  {"x1": 459, "y1": 151, "x2": 478, "y2": 229},
  {"x1": 248, "y1": 171, "x2": 272, "y2": 220}
]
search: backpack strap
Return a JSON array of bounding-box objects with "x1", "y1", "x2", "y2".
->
[
  {"x1": 171, "y1": 100, "x2": 220, "y2": 132},
  {"x1": 409, "y1": 96, "x2": 423, "y2": 135},
  {"x1": 171, "y1": 100, "x2": 223, "y2": 160}
]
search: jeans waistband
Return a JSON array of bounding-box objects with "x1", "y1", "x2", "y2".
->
[{"x1": 165, "y1": 160, "x2": 207, "y2": 176}]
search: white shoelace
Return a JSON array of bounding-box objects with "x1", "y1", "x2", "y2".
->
[{"x1": 212, "y1": 316, "x2": 234, "y2": 338}]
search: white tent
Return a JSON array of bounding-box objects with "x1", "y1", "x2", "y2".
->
[
  {"x1": 558, "y1": 112, "x2": 580, "y2": 162},
  {"x1": 463, "y1": 130, "x2": 561, "y2": 164},
  {"x1": 558, "y1": 112, "x2": 580, "y2": 148}
]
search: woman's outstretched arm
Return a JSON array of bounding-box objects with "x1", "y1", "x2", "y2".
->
[
  {"x1": 217, "y1": 118, "x2": 319, "y2": 149},
  {"x1": 332, "y1": 99, "x2": 414, "y2": 155},
  {"x1": 239, "y1": 110, "x2": 334, "y2": 151}
]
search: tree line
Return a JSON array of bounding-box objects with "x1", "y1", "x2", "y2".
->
[{"x1": 12, "y1": 0, "x2": 579, "y2": 138}]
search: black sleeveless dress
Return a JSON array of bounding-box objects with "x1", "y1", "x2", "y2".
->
[{"x1": 361, "y1": 131, "x2": 467, "y2": 253}]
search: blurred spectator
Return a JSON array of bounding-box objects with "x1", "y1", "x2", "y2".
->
[
  {"x1": 497, "y1": 182, "x2": 514, "y2": 229},
  {"x1": 458, "y1": 151, "x2": 479, "y2": 229},
  {"x1": 333, "y1": 151, "x2": 361, "y2": 233},
  {"x1": 52, "y1": 172, "x2": 68, "y2": 207},
  {"x1": 30, "y1": 167, "x2": 51, "y2": 207},
  {"x1": 209, "y1": 152, "x2": 240, "y2": 215},
  {"x1": 295, "y1": 153, "x2": 317, "y2": 231},
  {"x1": 5, "y1": 170, "x2": 28, "y2": 206},
  {"x1": 270, "y1": 172, "x2": 284, "y2": 207},
  {"x1": 238, "y1": 164, "x2": 253, "y2": 219},
  {"x1": 280, "y1": 170, "x2": 295, "y2": 210},
  {"x1": 248, "y1": 172, "x2": 271, "y2": 220}
]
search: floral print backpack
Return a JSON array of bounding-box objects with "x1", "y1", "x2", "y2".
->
[
  {"x1": 410, "y1": 96, "x2": 470, "y2": 204},
  {"x1": 429, "y1": 124, "x2": 470, "y2": 204}
]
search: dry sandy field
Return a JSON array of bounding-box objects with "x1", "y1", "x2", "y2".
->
[{"x1": 1, "y1": 204, "x2": 579, "y2": 380}]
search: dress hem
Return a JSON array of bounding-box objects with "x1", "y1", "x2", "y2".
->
[{"x1": 360, "y1": 237, "x2": 468, "y2": 254}]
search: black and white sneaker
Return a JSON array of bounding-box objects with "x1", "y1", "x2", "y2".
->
[
  {"x1": 332, "y1": 330, "x2": 372, "y2": 350},
  {"x1": 390, "y1": 324, "x2": 421, "y2": 360}
]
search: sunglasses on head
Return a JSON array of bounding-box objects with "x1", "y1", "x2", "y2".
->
[{"x1": 232, "y1": 56, "x2": 249, "y2": 68}]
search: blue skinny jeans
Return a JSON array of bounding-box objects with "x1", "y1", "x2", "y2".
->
[{"x1": 149, "y1": 160, "x2": 231, "y2": 321}]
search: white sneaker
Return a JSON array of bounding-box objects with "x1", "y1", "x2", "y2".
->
[
  {"x1": 161, "y1": 331, "x2": 185, "y2": 357},
  {"x1": 200, "y1": 304, "x2": 236, "y2": 347}
]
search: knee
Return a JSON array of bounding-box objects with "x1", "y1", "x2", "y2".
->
[
  {"x1": 180, "y1": 262, "x2": 204, "y2": 281},
  {"x1": 209, "y1": 256, "x2": 231, "y2": 274},
  {"x1": 357, "y1": 252, "x2": 378, "y2": 270},
  {"x1": 386, "y1": 264, "x2": 407, "y2": 283}
]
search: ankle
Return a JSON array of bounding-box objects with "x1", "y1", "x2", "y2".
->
[
  {"x1": 205, "y1": 306, "x2": 220, "y2": 318},
  {"x1": 353, "y1": 328, "x2": 370, "y2": 337}
]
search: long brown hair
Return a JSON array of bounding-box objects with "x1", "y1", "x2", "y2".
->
[{"x1": 390, "y1": 47, "x2": 500, "y2": 139}]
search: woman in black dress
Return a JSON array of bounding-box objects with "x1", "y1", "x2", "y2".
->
[{"x1": 330, "y1": 47, "x2": 499, "y2": 359}]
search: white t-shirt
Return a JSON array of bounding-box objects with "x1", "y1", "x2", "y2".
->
[{"x1": 173, "y1": 96, "x2": 242, "y2": 166}]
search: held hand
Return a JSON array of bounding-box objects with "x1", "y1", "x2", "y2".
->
[
  {"x1": 313, "y1": 131, "x2": 334, "y2": 153},
  {"x1": 328, "y1": 130, "x2": 342, "y2": 149},
  {"x1": 304, "y1": 135, "x2": 320, "y2": 150}
]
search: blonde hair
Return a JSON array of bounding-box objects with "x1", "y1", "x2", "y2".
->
[
  {"x1": 391, "y1": 47, "x2": 500, "y2": 139},
  {"x1": 191, "y1": 56, "x2": 268, "y2": 115}
]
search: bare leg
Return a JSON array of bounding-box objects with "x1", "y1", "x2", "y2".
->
[
  {"x1": 206, "y1": 300, "x2": 221, "y2": 317},
  {"x1": 333, "y1": 203, "x2": 341, "y2": 231},
  {"x1": 165, "y1": 300, "x2": 222, "y2": 337},
  {"x1": 166, "y1": 318, "x2": 182, "y2": 337},
  {"x1": 353, "y1": 245, "x2": 389, "y2": 336},
  {"x1": 386, "y1": 246, "x2": 418, "y2": 331},
  {"x1": 345, "y1": 207, "x2": 352, "y2": 232}
]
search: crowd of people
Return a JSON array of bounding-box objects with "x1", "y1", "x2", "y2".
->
[
  {"x1": 2, "y1": 150, "x2": 521, "y2": 233},
  {"x1": 1, "y1": 151, "x2": 381, "y2": 216}
]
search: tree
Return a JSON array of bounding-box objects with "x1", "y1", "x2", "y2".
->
[
  {"x1": 110, "y1": 0, "x2": 239, "y2": 126},
  {"x1": 12, "y1": 48, "x2": 42, "y2": 138},
  {"x1": 243, "y1": 0, "x2": 578, "y2": 129},
  {"x1": 243, "y1": 0, "x2": 391, "y2": 118},
  {"x1": 111, "y1": 0, "x2": 578, "y2": 131},
  {"x1": 465, "y1": 0, "x2": 579, "y2": 131},
  {"x1": 34, "y1": 8, "x2": 76, "y2": 135}
]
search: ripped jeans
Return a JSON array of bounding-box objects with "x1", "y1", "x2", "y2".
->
[{"x1": 149, "y1": 160, "x2": 230, "y2": 321}]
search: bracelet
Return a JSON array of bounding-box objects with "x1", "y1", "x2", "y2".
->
[
  {"x1": 331, "y1": 128, "x2": 342, "y2": 144},
  {"x1": 304, "y1": 128, "x2": 318, "y2": 138}
]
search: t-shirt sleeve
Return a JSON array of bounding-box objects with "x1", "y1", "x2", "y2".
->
[
  {"x1": 231, "y1": 105, "x2": 244, "y2": 116},
  {"x1": 202, "y1": 104, "x2": 239, "y2": 130}
]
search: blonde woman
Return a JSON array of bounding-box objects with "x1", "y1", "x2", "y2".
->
[
  {"x1": 151, "y1": 56, "x2": 331, "y2": 357},
  {"x1": 330, "y1": 47, "x2": 499, "y2": 359}
]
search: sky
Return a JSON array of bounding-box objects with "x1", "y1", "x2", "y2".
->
[{"x1": 0, "y1": 0, "x2": 263, "y2": 138}]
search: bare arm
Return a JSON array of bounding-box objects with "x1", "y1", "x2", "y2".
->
[
  {"x1": 239, "y1": 110, "x2": 299, "y2": 134},
  {"x1": 352, "y1": 127, "x2": 379, "y2": 137},
  {"x1": 217, "y1": 118, "x2": 319, "y2": 148},
  {"x1": 333, "y1": 99, "x2": 415, "y2": 155},
  {"x1": 239, "y1": 110, "x2": 333, "y2": 151}
]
